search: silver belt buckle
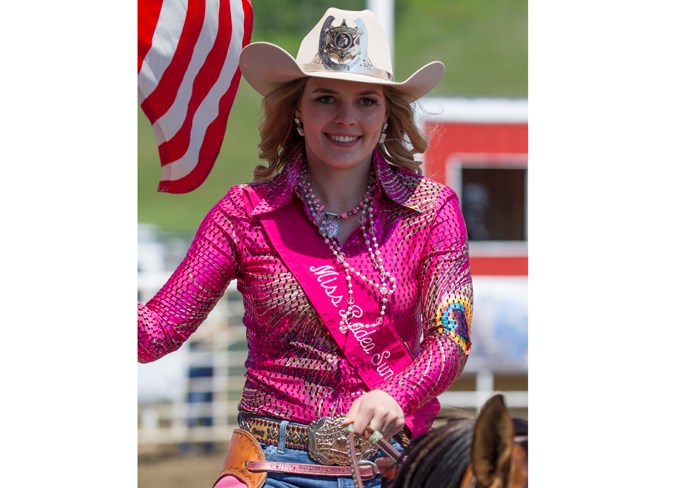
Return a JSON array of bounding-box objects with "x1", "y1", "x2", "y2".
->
[{"x1": 307, "y1": 415, "x2": 379, "y2": 466}]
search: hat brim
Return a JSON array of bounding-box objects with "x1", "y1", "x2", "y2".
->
[{"x1": 239, "y1": 42, "x2": 444, "y2": 100}]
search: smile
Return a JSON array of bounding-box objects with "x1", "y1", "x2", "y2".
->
[{"x1": 328, "y1": 134, "x2": 360, "y2": 143}]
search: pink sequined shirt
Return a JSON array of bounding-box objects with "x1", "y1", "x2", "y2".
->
[{"x1": 138, "y1": 149, "x2": 472, "y2": 431}]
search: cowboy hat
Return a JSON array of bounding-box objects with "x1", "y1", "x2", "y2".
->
[{"x1": 238, "y1": 8, "x2": 444, "y2": 99}]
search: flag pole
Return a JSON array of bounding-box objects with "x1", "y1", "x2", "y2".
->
[{"x1": 367, "y1": 0, "x2": 395, "y2": 72}]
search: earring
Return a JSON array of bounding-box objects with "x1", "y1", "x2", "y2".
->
[
  {"x1": 379, "y1": 122, "x2": 388, "y2": 144},
  {"x1": 294, "y1": 117, "x2": 304, "y2": 137}
]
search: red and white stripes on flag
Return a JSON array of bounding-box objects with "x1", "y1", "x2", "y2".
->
[{"x1": 138, "y1": 0, "x2": 253, "y2": 193}]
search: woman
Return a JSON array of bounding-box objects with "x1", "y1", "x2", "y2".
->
[{"x1": 138, "y1": 8, "x2": 473, "y2": 488}]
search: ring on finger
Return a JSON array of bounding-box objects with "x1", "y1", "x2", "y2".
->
[
  {"x1": 364, "y1": 425, "x2": 379, "y2": 439},
  {"x1": 368, "y1": 430, "x2": 384, "y2": 444}
]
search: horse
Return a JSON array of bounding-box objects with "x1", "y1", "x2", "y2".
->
[{"x1": 385, "y1": 394, "x2": 528, "y2": 488}]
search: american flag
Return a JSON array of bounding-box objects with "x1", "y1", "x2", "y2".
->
[{"x1": 138, "y1": 0, "x2": 253, "y2": 193}]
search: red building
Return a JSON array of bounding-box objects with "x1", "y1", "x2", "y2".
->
[{"x1": 418, "y1": 98, "x2": 528, "y2": 405}]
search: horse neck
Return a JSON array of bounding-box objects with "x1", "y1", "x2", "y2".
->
[{"x1": 391, "y1": 419, "x2": 474, "y2": 488}]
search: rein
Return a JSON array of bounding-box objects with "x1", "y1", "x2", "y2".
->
[{"x1": 347, "y1": 430, "x2": 403, "y2": 488}]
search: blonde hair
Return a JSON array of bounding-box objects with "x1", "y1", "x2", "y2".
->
[{"x1": 253, "y1": 78, "x2": 429, "y2": 181}]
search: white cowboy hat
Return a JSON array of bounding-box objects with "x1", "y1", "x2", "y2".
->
[{"x1": 239, "y1": 8, "x2": 445, "y2": 99}]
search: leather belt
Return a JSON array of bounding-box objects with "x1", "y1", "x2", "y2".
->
[
  {"x1": 238, "y1": 413, "x2": 309, "y2": 451},
  {"x1": 247, "y1": 460, "x2": 380, "y2": 480},
  {"x1": 238, "y1": 413, "x2": 411, "y2": 456}
]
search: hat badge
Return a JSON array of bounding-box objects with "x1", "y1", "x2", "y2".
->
[{"x1": 316, "y1": 16, "x2": 374, "y2": 73}]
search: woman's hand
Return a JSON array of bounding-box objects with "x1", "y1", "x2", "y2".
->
[{"x1": 343, "y1": 389, "x2": 405, "y2": 441}]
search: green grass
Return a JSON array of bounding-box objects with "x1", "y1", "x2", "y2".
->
[
  {"x1": 138, "y1": 0, "x2": 527, "y2": 231},
  {"x1": 395, "y1": 1, "x2": 528, "y2": 96}
]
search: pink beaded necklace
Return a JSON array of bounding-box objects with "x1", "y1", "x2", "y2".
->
[
  {"x1": 296, "y1": 166, "x2": 397, "y2": 332},
  {"x1": 297, "y1": 168, "x2": 372, "y2": 240}
]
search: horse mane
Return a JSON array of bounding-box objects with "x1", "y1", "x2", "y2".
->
[
  {"x1": 387, "y1": 403, "x2": 528, "y2": 488},
  {"x1": 387, "y1": 408, "x2": 476, "y2": 488}
]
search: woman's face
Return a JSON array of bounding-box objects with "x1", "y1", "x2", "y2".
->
[{"x1": 296, "y1": 77, "x2": 388, "y2": 174}]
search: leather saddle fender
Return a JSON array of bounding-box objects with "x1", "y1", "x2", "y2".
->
[{"x1": 213, "y1": 429, "x2": 267, "y2": 488}]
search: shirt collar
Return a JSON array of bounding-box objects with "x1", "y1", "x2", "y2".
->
[{"x1": 249, "y1": 146, "x2": 422, "y2": 216}]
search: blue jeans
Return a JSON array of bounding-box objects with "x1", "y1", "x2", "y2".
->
[{"x1": 259, "y1": 420, "x2": 401, "y2": 488}]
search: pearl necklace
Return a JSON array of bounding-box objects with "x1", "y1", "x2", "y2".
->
[{"x1": 295, "y1": 167, "x2": 396, "y2": 333}]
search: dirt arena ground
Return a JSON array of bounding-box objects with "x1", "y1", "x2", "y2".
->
[{"x1": 139, "y1": 448, "x2": 227, "y2": 488}]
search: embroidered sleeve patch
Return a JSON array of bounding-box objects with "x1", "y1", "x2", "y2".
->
[{"x1": 435, "y1": 296, "x2": 472, "y2": 355}]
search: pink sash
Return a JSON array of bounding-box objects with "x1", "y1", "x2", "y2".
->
[{"x1": 245, "y1": 186, "x2": 439, "y2": 437}]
